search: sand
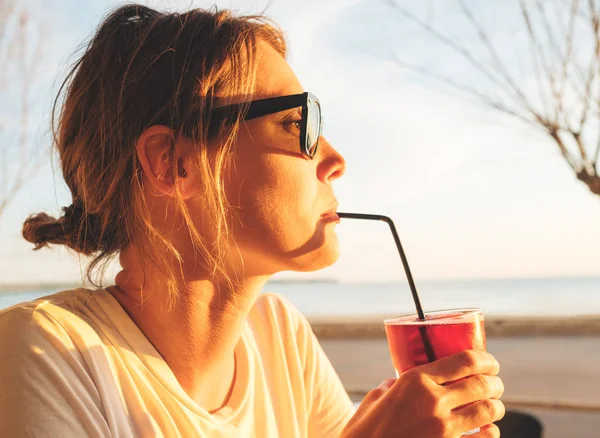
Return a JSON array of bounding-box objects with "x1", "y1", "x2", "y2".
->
[{"x1": 309, "y1": 315, "x2": 600, "y2": 338}]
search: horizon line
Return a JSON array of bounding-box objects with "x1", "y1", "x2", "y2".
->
[{"x1": 2, "y1": 273, "x2": 600, "y2": 292}]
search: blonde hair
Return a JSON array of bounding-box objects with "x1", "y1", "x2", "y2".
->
[{"x1": 22, "y1": 4, "x2": 287, "y2": 301}]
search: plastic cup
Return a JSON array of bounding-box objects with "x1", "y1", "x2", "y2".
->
[{"x1": 384, "y1": 308, "x2": 486, "y2": 435}]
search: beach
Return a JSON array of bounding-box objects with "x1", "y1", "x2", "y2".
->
[
  {"x1": 313, "y1": 320, "x2": 600, "y2": 438},
  {"x1": 310, "y1": 314, "x2": 600, "y2": 337}
]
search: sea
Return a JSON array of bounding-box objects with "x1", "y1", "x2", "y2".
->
[{"x1": 1, "y1": 276, "x2": 600, "y2": 317}]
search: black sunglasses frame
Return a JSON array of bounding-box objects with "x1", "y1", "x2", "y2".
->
[{"x1": 212, "y1": 92, "x2": 322, "y2": 159}]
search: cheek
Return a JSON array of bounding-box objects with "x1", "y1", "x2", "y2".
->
[
  {"x1": 246, "y1": 159, "x2": 311, "y2": 224},
  {"x1": 227, "y1": 152, "x2": 317, "y2": 251}
]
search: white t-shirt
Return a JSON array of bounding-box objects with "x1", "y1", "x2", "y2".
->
[{"x1": 0, "y1": 289, "x2": 354, "y2": 437}]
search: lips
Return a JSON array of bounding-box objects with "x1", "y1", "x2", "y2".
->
[
  {"x1": 321, "y1": 203, "x2": 339, "y2": 217},
  {"x1": 320, "y1": 203, "x2": 340, "y2": 221}
]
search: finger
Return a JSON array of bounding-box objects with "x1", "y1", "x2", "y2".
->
[
  {"x1": 378, "y1": 378, "x2": 397, "y2": 390},
  {"x1": 470, "y1": 423, "x2": 500, "y2": 438},
  {"x1": 454, "y1": 399, "x2": 506, "y2": 431},
  {"x1": 363, "y1": 378, "x2": 397, "y2": 403},
  {"x1": 420, "y1": 350, "x2": 500, "y2": 385},
  {"x1": 446, "y1": 375, "x2": 504, "y2": 407}
]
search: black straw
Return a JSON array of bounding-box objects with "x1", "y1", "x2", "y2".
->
[
  {"x1": 337, "y1": 212, "x2": 436, "y2": 362},
  {"x1": 337, "y1": 213, "x2": 425, "y2": 319}
]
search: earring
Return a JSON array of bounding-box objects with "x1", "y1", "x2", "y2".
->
[{"x1": 177, "y1": 159, "x2": 187, "y2": 177}]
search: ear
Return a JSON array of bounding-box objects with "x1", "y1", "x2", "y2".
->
[{"x1": 136, "y1": 125, "x2": 198, "y2": 199}]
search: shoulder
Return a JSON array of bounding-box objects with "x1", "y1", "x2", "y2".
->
[
  {"x1": 0, "y1": 292, "x2": 69, "y2": 340},
  {"x1": 0, "y1": 291, "x2": 112, "y2": 436},
  {"x1": 247, "y1": 292, "x2": 317, "y2": 350},
  {"x1": 252, "y1": 292, "x2": 295, "y2": 314},
  {"x1": 250, "y1": 292, "x2": 306, "y2": 329},
  {"x1": 0, "y1": 288, "x2": 100, "y2": 355}
]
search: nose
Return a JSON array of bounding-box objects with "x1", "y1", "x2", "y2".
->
[{"x1": 317, "y1": 136, "x2": 346, "y2": 183}]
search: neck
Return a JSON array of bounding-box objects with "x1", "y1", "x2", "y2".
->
[{"x1": 108, "y1": 253, "x2": 269, "y2": 412}]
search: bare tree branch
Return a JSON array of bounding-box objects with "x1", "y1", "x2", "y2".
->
[
  {"x1": 560, "y1": 0, "x2": 600, "y2": 120},
  {"x1": 571, "y1": 130, "x2": 590, "y2": 165},
  {"x1": 559, "y1": 0, "x2": 580, "y2": 103},
  {"x1": 523, "y1": 6, "x2": 554, "y2": 119},
  {"x1": 456, "y1": 0, "x2": 537, "y2": 116},
  {"x1": 520, "y1": 1, "x2": 564, "y2": 127},
  {"x1": 383, "y1": 0, "x2": 600, "y2": 197},
  {"x1": 541, "y1": 0, "x2": 585, "y2": 132},
  {"x1": 0, "y1": 1, "x2": 46, "y2": 221},
  {"x1": 0, "y1": 172, "x2": 27, "y2": 217},
  {"x1": 535, "y1": 0, "x2": 566, "y2": 66},
  {"x1": 549, "y1": 0, "x2": 598, "y2": 106},
  {"x1": 383, "y1": 1, "x2": 522, "y2": 100},
  {"x1": 390, "y1": 57, "x2": 539, "y2": 127},
  {"x1": 593, "y1": 136, "x2": 600, "y2": 171},
  {"x1": 549, "y1": 129, "x2": 579, "y2": 171},
  {"x1": 577, "y1": 1, "x2": 600, "y2": 131}
]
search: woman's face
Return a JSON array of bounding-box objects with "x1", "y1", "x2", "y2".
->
[{"x1": 222, "y1": 42, "x2": 346, "y2": 276}]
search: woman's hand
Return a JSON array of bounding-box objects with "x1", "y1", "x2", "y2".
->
[{"x1": 342, "y1": 350, "x2": 505, "y2": 438}]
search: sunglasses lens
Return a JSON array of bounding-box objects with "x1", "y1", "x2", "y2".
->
[{"x1": 305, "y1": 98, "x2": 321, "y2": 157}]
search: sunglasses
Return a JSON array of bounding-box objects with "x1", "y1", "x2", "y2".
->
[{"x1": 212, "y1": 92, "x2": 323, "y2": 159}]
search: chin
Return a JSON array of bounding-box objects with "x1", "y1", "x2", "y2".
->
[
  {"x1": 289, "y1": 238, "x2": 341, "y2": 273},
  {"x1": 245, "y1": 224, "x2": 341, "y2": 275}
]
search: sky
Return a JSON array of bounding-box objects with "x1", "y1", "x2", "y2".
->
[{"x1": 1, "y1": 0, "x2": 600, "y2": 285}]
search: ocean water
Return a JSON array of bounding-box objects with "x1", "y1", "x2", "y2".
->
[{"x1": 1, "y1": 276, "x2": 599, "y2": 316}]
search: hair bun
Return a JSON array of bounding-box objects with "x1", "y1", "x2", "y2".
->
[
  {"x1": 22, "y1": 202, "x2": 103, "y2": 254},
  {"x1": 63, "y1": 203, "x2": 84, "y2": 224}
]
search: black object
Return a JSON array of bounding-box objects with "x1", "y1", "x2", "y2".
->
[
  {"x1": 337, "y1": 212, "x2": 436, "y2": 363},
  {"x1": 212, "y1": 92, "x2": 322, "y2": 159},
  {"x1": 336, "y1": 213, "x2": 426, "y2": 320},
  {"x1": 496, "y1": 410, "x2": 543, "y2": 438}
]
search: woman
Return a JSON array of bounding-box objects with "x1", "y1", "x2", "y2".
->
[{"x1": 0, "y1": 4, "x2": 504, "y2": 437}]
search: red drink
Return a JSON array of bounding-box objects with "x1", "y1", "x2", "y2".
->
[{"x1": 384, "y1": 309, "x2": 486, "y2": 375}]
